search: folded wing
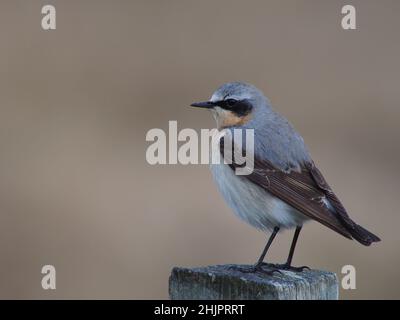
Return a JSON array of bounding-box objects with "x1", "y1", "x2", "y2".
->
[{"x1": 221, "y1": 141, "x2": 380, "y2": 245}]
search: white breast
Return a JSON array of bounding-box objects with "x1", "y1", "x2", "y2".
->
[{"x1": 209, "y1": 132, "x2": 308, "y2": 232}]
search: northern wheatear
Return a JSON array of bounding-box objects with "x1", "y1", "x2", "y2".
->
[{"x1": 190, "y1": 82, "x2": 380, "y2": 273}]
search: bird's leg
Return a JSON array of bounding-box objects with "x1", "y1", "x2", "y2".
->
[
  {"x1": 275, "y1": 226, "x2": 310, "y2": 272},
  {"x1": 228, "y1": 226, "x2": 281, "y2": 275},
  {"x1": 254, "y1": 226, "x2": 280, "y2": 270}
]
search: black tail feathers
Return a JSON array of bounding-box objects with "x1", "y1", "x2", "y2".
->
[{"x1": 347, "y1": 223, "x2": 381, "y2": 246}]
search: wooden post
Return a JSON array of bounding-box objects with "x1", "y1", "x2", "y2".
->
[{"x1": 169, "y1": 264, "x2": 339, "y2": 300}]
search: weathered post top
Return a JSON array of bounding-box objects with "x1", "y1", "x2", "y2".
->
[{"x1": 169, "y1": 264, "x2": 339, "y2": 300}]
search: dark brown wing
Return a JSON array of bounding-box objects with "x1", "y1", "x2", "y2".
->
[
  {"x1": 221, "y1": 140, "x2": 380, "y2": 245},
  {"x1": 220, "y1": 141, "x2": 352, "y2": 239}
]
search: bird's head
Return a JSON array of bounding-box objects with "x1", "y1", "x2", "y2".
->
[{"x1": 190, "y1": 82, "x2": 268, "y2": 130}]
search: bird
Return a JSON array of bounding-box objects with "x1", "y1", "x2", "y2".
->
[{"x1": 190, "y1": 81, "x2": 380, "y2": 274}]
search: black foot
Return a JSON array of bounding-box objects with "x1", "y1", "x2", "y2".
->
[
  {"x1": 227, "y1": 264, "x2": 282, "y2": 275},
  {"x1": 257, "y1": 262, "x2": 276, "y2": 269},
  {"x1": 271, "y1": 263, "x2": 310, "y2": 272}
]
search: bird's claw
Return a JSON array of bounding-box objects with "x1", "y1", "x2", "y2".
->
[
  {"x1": 227, "y1": 264, "x2": 282, "y2": 275},
  {"x1": 271, "y1": 263, "x2": 310, "y2": 272},
  {"x1": 227, "y1": 262, "x2": 309, "y2": 274}
]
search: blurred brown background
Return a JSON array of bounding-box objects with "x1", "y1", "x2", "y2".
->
[{"x1": 0, "y1": 0, "x2": 399, "y2": 299}]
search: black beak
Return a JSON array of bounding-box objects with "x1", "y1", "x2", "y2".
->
[{"x1": 190, "y1": 101, "x2": 216, "y2": 109}]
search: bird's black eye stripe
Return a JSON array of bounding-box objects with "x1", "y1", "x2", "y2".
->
[
  {"x1": 225, "y1": 99, "x2": 238, "y2": 107},
  {"x1": 217, "y1": 99, "x2": 252, "y2": 116},
  {"x1": 218, "y1": 98, "x2": 238, "y2": 109}
]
